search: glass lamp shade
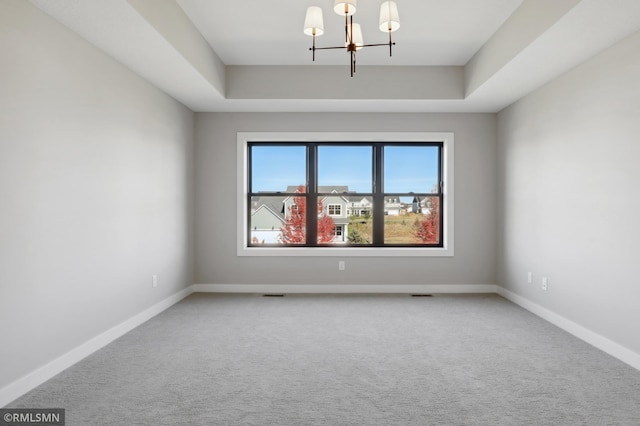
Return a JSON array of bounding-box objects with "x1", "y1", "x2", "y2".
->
[
  {"x1": 304, "y1": 6, "x2": 324, "y2": 36},
  {"x1": 347, "y1": 23, "x2": 364, "y2": 50},
  {"x1": 379, "y1": 1, "x2": 400, "y2": 32},
  {"x1": 334, "y1": 0, "x2": 357, "y2": 16}
]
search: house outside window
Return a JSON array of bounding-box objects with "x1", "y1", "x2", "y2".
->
[{"x1": 237, "y1": 132, "x2": 454, "y2": 257}]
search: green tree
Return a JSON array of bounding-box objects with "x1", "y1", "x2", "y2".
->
[{"x1": 347, "y1": 228, "x2": 369, "y2": 245}]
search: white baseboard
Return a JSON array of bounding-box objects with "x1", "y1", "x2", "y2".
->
[
  {"x1": 0, "y1": 285, "x2": 195, "y2": 408},
  {"x1": 0, "y1": 282, "x2": 491, "y2": 406},
  {"x1": 497, "y1": 286, "x2": 640, "y2": 372},
  {"x1": 191, "y1": 283, "x2": 498, "y2": 294},
  {"x1": 6, "y1": 283, "x2": 636, "y2": 407}
]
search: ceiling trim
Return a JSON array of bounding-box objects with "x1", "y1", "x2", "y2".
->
[{"x1": 28, "y1": 0, "x2": 640, "y2": 113}]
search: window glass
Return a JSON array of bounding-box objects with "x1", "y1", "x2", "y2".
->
[
  {"x1": 318, "y1": 146, "x2": 372, "y2": 193},
  {"x1": 384, "y1": 146, "x2": 439, "y2": 194},
  {"x1": 279, "y1": 192, "x2": 308, "y2": 245},
  {"x1": 383, "y1": 195, "x2": 440, "y2": 245},
  {"x1": 250, "y1": 196, "x2": 281, "y2": 245},
  {"x1": 251, "y1": 145, "x2": 306, "y2": 193},
  {"x1": 248, "y1": 142, "x2": 443, "y2": 248},
  {"x1": 347, "y1": 197, "x2": 373, "y2": 245}
]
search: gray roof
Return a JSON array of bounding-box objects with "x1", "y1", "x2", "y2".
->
[
  {"x1": 285, "y1": 185, "x2": 350, "y2": 194},
  {"x1": 252, "y1": 195, "x2": 286, "y2": 219},
  {"x1": 253, "y1": 186, "x2": 357, "y2": 221}
]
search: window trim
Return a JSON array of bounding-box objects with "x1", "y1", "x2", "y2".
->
[{"x1": 237, "y1": 132, "x2": 454, "y2": 257}]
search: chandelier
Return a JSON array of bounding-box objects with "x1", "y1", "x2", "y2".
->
[{"x1": 304, "y1": 0, "x2": 400, "y2": 77}]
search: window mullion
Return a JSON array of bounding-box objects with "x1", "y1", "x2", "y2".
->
[
  {"x1": 372, "y1": 143, "x2": 384, "y2": 245},
  {"x1": 307, "y1": 144, "x2": 318, "y2": 246},
  {"x1": 246, "y1": 144, "x2": 253, "y2": 247}
]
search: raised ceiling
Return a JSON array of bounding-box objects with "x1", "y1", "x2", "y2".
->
[
  {"x1": 28, "y1": 0, "x2": 640, "y2": 113},
  {"x1": 178, "y1": 0, "x2": 523, "y2": 66}
]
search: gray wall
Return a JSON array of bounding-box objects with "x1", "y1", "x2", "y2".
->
[
  {"x1": 0, "y1": 1, "x2": 195, "y2": 389},
  {"x1": 497, "y1": 30, "x2": 640, "y2": 354},
  {"x1": 11, "y1": 0, "x2": 640, "y2": 402},
  {"x1": 195, "y1": 112, "x2": 497, "y2": 286}
]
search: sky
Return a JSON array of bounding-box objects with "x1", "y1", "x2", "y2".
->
[{"x1": 251, "y1": 145, "x2": 439, "y2": 194}]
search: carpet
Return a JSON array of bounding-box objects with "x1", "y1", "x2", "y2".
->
[{"x1": 7, "y1": 293, "x2": 640, "y2": 425}]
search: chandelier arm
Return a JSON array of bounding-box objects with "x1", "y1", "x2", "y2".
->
[
  {"x1": 312, "y1": 43, "x2": 395, "y2": 50},
  {"x1": 350, "y1": 50, "x2": 354, "y2": 77},
  {"x1": 345, "y1": 14, "x2": 349, "y2": 44},
  {"x1": 353, "y1": 51, "x2": 356, "y2": 75},
  {"x1": 312, "y1": 46, "x2": 352, "y2": 51},
  {"x1": 359, "y1": 43, "x2": 396, "y2": 48},
  {"x1": 349, "y1": 16, "x2": 353, "y2": 44}
]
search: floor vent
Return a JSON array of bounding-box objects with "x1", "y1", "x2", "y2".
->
[
  {"x1": 410, "y1": 294, "x2": 433, "y2": 297},
  {"x1": 262, "y1": 294, "x2": 285, "y2": 297}
]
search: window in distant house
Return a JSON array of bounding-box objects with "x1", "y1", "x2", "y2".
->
[{"x1": 328, "y1": 204, "x2": 342, "y2": 216}]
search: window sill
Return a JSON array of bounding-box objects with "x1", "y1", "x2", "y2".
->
[{"x1": 237, "y1": 246, "x2": 454, "y2": 257}]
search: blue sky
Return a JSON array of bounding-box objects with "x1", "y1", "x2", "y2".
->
[
  {"x1": 251, "y1": 146, "x2": 306, "y2": 192},
  {"x1": 251, "y1": 145, "x2": 439, "y2": 193}
]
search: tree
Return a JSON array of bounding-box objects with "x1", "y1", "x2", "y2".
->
[
  {"x1": 280, "y1": 185, "x2": 335, "y2": 244},
  {"x1": 414, "y1": 197, "x2": 439, "y2": 244},
  {"x1": 279, "y1": 188, "x2": 306, "y2": 244},
  {"x1": 347, "y1": 228, "x2": 369, "y2": 245},
  {"x1": 317, "y1": 214, "x2": 336, "y2": 244}
]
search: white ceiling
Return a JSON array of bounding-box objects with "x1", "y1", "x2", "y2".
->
[
  {"x1": 28, "y1": 0, "x2": 640, "y2": 113},
  {"x1": 177, "y1": 0, "x2": 523, "y2": 66}
]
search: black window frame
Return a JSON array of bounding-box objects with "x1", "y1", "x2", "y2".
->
[{"x1": 247, "y1": 141, "x2": 444, "y2": 248}]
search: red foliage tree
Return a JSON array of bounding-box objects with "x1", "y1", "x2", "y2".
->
[
  {"x1": 280, "y1": 185, "x2": 336, "y2": 244},
  {"x1": 414, "y1": 197, "x2": 440, "y2": 244},
  {"x1": 317, "y1": 214, "x2": 336, "y2": 244},
  {"x1": 280, "y1": 190, "x2": 306, "y2": 244}
]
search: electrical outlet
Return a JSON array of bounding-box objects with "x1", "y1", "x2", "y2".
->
[
  {"x1": 152, "y1": 275, "x2": 158, "y2": 288},
  {"x1": 541, "y1": 277, "x2": 548, "y2": 291},
  {"x1": 527, "y1": 272, "x2": 532, "y2": 284},
  {"x1": 338, "y1": 261, "x2": 345, "y2": 271}
]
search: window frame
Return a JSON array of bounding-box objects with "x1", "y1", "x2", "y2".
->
[{"x1": 237, "y1": 132, "x2": 454, "y2": 257}]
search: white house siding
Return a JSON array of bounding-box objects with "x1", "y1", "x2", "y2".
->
[
  {"x1": 251, "y1": 230, "x2": 280, "y2": 244},
  {"x1": 251, "y1": 205, "x2": 284, "y2": 231},
  {"x1": 322, "y1": 195, "x2": 347, "y2": 217},
  {"x1": 385, "y1": 197, "x2": 402, "y2": 216},
  {"x1": 347, "y1": 197, "x2": 372, "y2": 216}
]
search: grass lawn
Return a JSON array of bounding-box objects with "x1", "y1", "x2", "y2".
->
[{"x1": 349, "y1": 213, "x2": 425, "y2": 244}]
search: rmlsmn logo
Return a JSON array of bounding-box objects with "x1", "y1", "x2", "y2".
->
[{"x1": 0, "y1": 409, "x2": 65, "y2": 426}]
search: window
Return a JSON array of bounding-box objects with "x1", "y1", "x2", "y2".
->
[
  {"x1": 328, "y1": 204, "x2": 342, "y2": 216},
  {"x1": 238, "y1": 132, "x2": 454, "y2": 256}
]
